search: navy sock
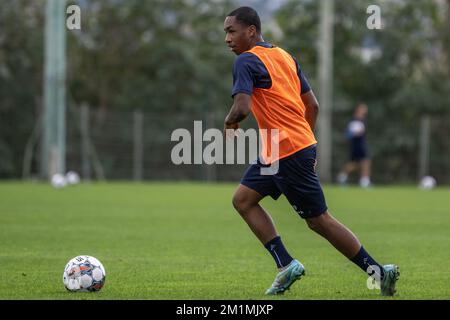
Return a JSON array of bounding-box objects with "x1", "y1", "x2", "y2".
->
[
  {"x1": 351, "y1": 246, "x2": 384, "y2": 280},
  {"x1": 264, "y1": 236, "x2": 294, "y2": 269}
]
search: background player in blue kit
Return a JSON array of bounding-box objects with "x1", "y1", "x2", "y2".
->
[{"x1": 337, "y1": 103, "x2": 372, "y2": 188}]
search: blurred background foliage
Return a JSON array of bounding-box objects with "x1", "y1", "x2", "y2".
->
[{"x1": 0, "y1": 0, "x2": 449, "y2": 182}]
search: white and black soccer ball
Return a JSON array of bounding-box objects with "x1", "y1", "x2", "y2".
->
[
  {"x1": 65, "y1": 171, "x2": 80, "y2": 185},
  {"x1": 63, "y1": 255, "x2": 106, "y2": 292},
  {"x1": 51, "y1": 173, "x2": 67, "y2": 189},
  {"x1": 419, "y1": 176, "x2": 437, "y2": 190}
]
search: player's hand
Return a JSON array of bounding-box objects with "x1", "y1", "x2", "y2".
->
[{"x1": 224, "y1": 122, "x2": 240, "y2": 140}]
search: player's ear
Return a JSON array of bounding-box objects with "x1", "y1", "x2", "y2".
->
[{"x1": 247, "y1": 25, "x2": 257, "y2": 38}]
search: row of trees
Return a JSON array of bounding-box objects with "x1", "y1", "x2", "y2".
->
[{"x1": 1, "y1": 0, "x2": 449, "y2": 181}]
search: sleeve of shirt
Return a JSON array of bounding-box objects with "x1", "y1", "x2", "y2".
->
[
  {"x1": 231, "y1": 53, "x2": 255, "y2": 98},
  {"x1": 292, "y1": 56, "x2": 311, "y2": 95}
]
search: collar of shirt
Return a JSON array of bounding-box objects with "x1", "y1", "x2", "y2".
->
[{"x1": 256, "y1": 41, "x2": 274, "y2": 48}]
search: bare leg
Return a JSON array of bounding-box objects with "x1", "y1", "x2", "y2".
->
[
  {"x1": 360, "y1": 159, "x2": 371, "y2": 179},
  {"x1": 359, "y1": 159, "x2": 372, "y2": 187},
  {"x1": 344, "y1": 162, "x2": 358, "y2": 175},
  {"x1": 306, "y1": 211, "x2": 361, "y2": 259},
  {"x1": 337, "y1": 162, "x2": 359, "y2": 184},
  {"x1": 232, "y1": 184, "x2": 278, "y2": 245}
]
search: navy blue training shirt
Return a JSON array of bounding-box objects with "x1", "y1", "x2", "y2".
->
[{"x1": 232, "y1": 42, "x2": 311, "y2": 98}]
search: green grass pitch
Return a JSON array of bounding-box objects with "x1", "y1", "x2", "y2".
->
[{"x1": 0, "y1": 182, "x2": 449, "y2": 300}]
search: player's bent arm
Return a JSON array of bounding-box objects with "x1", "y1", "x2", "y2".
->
[
  {"x1": 301, "y1": 90, "x2": 319, "y2": 131},
  {"x1": 224, "y1": 93, "x2": 252, "y2": 127}
]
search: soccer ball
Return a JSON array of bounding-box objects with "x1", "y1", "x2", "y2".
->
[
  {"x1": 63, "y1": 255, "x2": 106, "y2": 292},
  {"x1": 51, "y1": 173, "x2": 67, "y2": 189},
  {"x1": 419, "y1": 176, "x2": 436, "y2": 190},
  {"x1": 65, "y1": 171, "x2": 80, "y2": 185}
]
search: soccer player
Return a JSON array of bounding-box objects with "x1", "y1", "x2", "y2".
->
[
  {"x1": 223, "y1": 7, "x2": 399, "y2": 296},
  {"x1": 337, "y1": 103, "x2": 372, "y2": 188}
]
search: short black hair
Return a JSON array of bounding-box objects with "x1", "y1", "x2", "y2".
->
[{"x1": 227, "y1": 6, "x2": 261, "y2": 34}]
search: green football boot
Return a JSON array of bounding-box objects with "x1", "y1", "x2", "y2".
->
[
  {"x1": 380, "y1": 264, "x2": 400, "y2": 296},
  {"x1": 265, "y1": 259, "x2": 305, "y2": 295}
]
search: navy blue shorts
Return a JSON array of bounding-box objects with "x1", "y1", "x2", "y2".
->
[
  {"x1": 350, "y1": 145, "x2": 368, "y2": 162},
  {"x1": 240, "y1": 144, "x2": 328, "y2": 219}
]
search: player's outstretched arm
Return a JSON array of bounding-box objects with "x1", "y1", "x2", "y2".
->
[
  {"x1": 224, "y1": 93, "x2": 252, "y2": 130},
  {"x1": 301, "y1": 90, "x2": 319, "y2": 131}
]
